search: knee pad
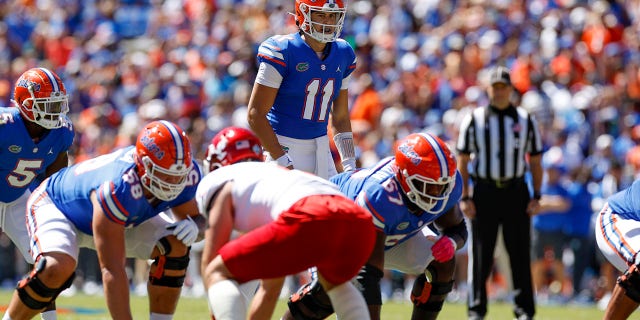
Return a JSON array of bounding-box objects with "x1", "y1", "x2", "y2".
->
[
  {"x1": 287, "y1": 279, "x2": 334, "y2": 320},
  {"x1": 410, "y1": 265, "x2": 454, "y2": 312},
  {"x1": 618, "y1": 264, "x2": 640, "y2": 303},
  {"x1": 149, "y1": 248, "x2": 190, "y2": 288},
  {"x1": 16, "y1": 258, "x2": 75, "y2": 310}
]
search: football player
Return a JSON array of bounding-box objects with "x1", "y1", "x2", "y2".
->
[
  {"x1": 596, "y1": 179, "x2": 640, "y2": 319},
  {"x1": 0, "y1": 67, "x2": 74, "y2": 320},
  {"x1": 196, "y1": 128, "x2": 376, "y2": 320},
  {"x1": 283, "y1": 132, "x2": 467, "y2": 320},
  {"x1": 2, "y1": 121, "x2": 206, "y2": 320},
  {"x1": 247, "y1": 0, "x2": 356, "y2": 179}
]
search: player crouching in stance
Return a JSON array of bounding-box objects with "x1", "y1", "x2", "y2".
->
[
  {"x1": 596, "y1": 179, "x2": 640, "y2": 319},
  {"x1": 282, "y1": 132, "x2": 467, "y2": 320},
  {"x1": 197, "y1": 126, "x2": 376, "y2": 320},
  {"x1": 2, "y1": 121, "x2": 205, "y2": 320}
]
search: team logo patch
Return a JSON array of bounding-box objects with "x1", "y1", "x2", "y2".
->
[
  {"x1": 296, "y1": 62, "x2": 309, "y2": 72},
  {"x1": 397, "y1": 222, "x2": 409, "y2": 230},
  {"x1": 9, "y1": 145, "x2": 21, "y2": 153}
]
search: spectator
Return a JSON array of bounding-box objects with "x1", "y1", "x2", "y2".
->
[
  {"x1": 531, "y1": 147, "x2": 571, "y2": 302},
  {"x1": 563, "y1": 164, "x2": 595, "y2": 302}
]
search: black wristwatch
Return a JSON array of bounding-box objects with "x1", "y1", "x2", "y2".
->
[
  {"x1": 533, "y1": 192, "x2": 541, "y2": 200},
  {"x1": 461, "y1": 196, "x2": 472, "y2": 202}
]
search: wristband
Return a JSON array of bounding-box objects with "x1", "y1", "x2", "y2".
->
[
  {"x1": 275, "y1": 153, "x2": 293, "y2": 167},
  {"x1": 461, "y1": 196, "x2": 472, "y2": 202},
  {"x1": 533, "y1": 192, "x2": 541, "y2": 200},
  {"x1": 342, "y1": 158, "x2": 356, "y2": 172},
  {"x1": 333, "y1": 132, "x2": 356, "y2": 165}
]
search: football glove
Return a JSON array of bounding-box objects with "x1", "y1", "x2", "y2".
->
[
  {"x1": 432, "y1": 236, "x2": 456, "y2": 263},
  {"x1": 167, "y1": 216, "x2": 198, "y2": 246}
]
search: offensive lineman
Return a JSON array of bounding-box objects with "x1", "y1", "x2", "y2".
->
[
  {"x1": 2, "y1": 120, "x2": 205, "y2": 320},
  {"x1": 283, "y1": 132, "x2": 467, "y2": 320},
  {"x1": 596, "y1": 179, "x2": 640, "y2": 319}
]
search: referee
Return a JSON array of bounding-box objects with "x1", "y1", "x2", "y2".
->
[{"x1": 456, "y1": 66, "x2": 543, "y2": 320}]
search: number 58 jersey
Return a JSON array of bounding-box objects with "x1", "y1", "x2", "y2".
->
[
  {"x1": 44, "y1": 146, "x2": 200, "y2": 235},
  {"x1": 257, "y1": 32, "x2": 356, "y2": 139},
  {"x1": 330, "y1": 157, "x2": 463, "y2": 250}
]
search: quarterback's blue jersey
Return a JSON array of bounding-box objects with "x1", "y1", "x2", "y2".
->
[
  {"x1": 0, "y1": 107, "x2": 74, "y2": 202},
  {"x1": 330, "y1": 157, "x2": 463, "y2": 250},
  {"x1": 257, "y1": 32, "x2": 357, "y2": 139},
  {"x1": 44, "y1": 146, "x2": 201, "y2": 235},
  {"x1": 607, "y1": 179, "x2": 640, "y2": 221}
]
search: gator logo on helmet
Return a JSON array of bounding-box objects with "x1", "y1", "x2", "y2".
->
[
  {"x1": 140, "y1": 133, "x2": 165, "y2": 160},
  {"x1": 398, "y1": 142, "x2": 421, "y2": 165},
  {"x1": 16, "y1": 79, "x2": 41, "y2": 92}
]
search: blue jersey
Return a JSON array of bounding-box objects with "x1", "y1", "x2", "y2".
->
[
  {"x1": 563, "y1": 181, "x2": 593, "y2": 237},
  {"x1": 257, "y1": 32, "x2": 356, "y2": 139},
  {"x1": 45, "y1": 146, "x2": 201, "y2": 235},
  {"x1": 607, "y1": 179, "x2": 640, "y2": 221},
  {"x1": 533, "y1": 182, "x2": 569, "y2": 232},
  {"x1": 330, "y1": 157, "x2": 463, "y2": 249},
  {"x1": 0, "y1": 107, "x2": 74, "y2": 202}
]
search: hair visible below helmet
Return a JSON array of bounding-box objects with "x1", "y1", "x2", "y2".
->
[
  {"x1": 135, "y1": 120, "x2": 193, "y2": 201},
  {"x1": 394, "y1": 133, "x2": 457, "y2": 215},
  {"x1": 203, "y1": 127, "x2": 263, "y2": 174},
  {"x1": 12, "y1": 67, "x2": 69, "y2": 129},
  {"x1": 295, "y1": 0, "x2": 346, "y2": 43}
]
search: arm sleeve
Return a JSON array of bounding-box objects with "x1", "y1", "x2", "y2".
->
[{"x1": 255, "y1": 62, "x2": 283, "y2": 89}]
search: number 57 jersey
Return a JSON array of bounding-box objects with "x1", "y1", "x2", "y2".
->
[
  {"x1": 330, "y1": 157, "x2": 463, "y2": 250},
  {"x1": 43, "y1": 146, "x2": 200, "y2": 235}
]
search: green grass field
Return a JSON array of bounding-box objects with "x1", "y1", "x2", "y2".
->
[{"x1": 0, "y1": 289, "x2": 606, "y2": 319}]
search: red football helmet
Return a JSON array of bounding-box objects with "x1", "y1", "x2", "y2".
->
[
  {"x1": 394, "y1": 133, "x2": 457, "y2": 214},
  {"x1": 135, "y1": 120, "x2": 193, "y2": 201},
  {"x1": 203, "y1": 127, "x2": 263, "y2": 174},
  {"x1": 294, "y1": 0, "x2": 346, "y2": 43},
  {"x1": 12, "y1": 67, "x2": 69, "y2": 129}
]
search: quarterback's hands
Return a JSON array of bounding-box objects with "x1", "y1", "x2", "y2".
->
[
  {"x1": 432, "y1": 236, "x2": 457, "y2": 263},
  {"x1": 167, "y1": 216, "x2": 198, "y2": 246}
]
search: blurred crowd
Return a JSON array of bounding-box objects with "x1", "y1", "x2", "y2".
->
[{"x1": 0, "y1": 0, "x2": 640, "y2": 309}]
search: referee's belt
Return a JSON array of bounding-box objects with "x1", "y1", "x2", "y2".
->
[{"x1": 473, "y1": 177, "x2": 525, "y2": 188}]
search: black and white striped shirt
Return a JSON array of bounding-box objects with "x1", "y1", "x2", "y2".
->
[{"x1": 456, "y1": 105, "x2": 543, "y2": 180}]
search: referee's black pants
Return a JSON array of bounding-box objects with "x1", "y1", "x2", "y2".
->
[{"x1": 467, "y1": 180, "x2": 535, "y2": 319}]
